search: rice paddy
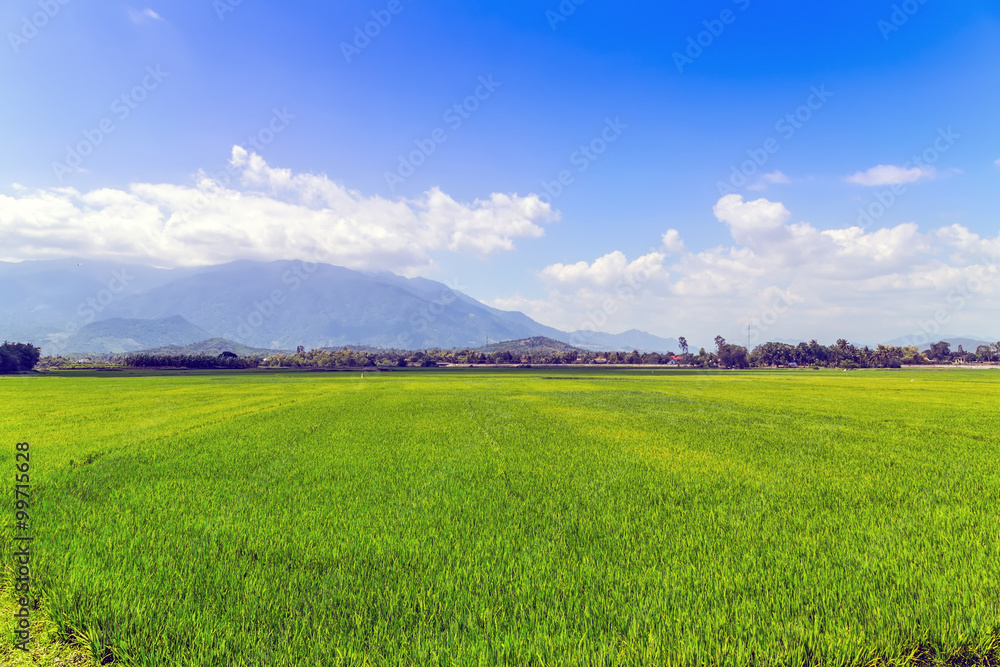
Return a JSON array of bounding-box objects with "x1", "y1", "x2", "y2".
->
[{"x1": 2, "y1": 368, "x2": 999, "y2": 665}]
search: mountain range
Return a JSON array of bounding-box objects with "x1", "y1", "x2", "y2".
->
[
  {"x1": 882, "y1": 335, "x2": 996, "y2": 352},
  {"x1": 0, "y1": 259, "x2": 680, "y2": 355},
  {"x1": 3, "y1": 259, "x2": 993, "y2": 356}
]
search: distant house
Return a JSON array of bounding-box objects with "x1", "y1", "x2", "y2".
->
[
  {"x1": 667, "y1": 359, "x2": 677, "y2": 366},
  {"x1": 788, "y1": 362, "x2": 798, "y2": 367},
  {"x1": 595, "y1": 357, "x2": 608, "y2": 364}
]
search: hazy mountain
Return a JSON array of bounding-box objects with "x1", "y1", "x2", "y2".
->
[
  {"x1": 61, "y1": 316, "x2": 209, "y2": 354},
  {"x1": 0, "y1": 259, "x2": 680, "y2": 354},
  {"x1": 565, "y1": 328, "x2": 680, "y2": 353},
  {"x1": 7, "y1": 259, "x2": 992, "y2": 356},
  {"x1": 770, "y1": 337, "x2": 808, "y2": 346},
  {"x1": 136, "y1": 338, "x2": 283, "y2": 357},
  {"x1": 0, "y1": 259, "x2": 183, "y2": 343},
  {"x1": 477, "y1": 337, "x2": 580, "y2": 356},
  {"x1": 882, "y1": 334, "x2": 995, "y2": 351}
]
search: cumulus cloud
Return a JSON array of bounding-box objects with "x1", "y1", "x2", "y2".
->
[
  {"x1": 847, "y1": 164, "x2": 935, "y2": 186},
  {"x1": 507, "y1": 195, "x2": 1000, "y2": 345},
  {"x1": 541, "y1": 251, "x2": 667, "y2": 287},
  {"x1": 0, "y1": 147, "x2": 556, "y2": 274},
  {"x1": 713, "y1": 194, "x2": 791, "y2": 247},
  {"x1": 662, "y1": 229, "x2": 685, "y2": 254}
]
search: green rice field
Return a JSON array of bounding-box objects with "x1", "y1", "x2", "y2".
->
[{"x1": 2, "y1": 368, "x2": 999, "y2": 665}]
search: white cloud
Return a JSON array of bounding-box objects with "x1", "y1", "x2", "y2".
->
[
  {"x1": 490, "y1": 294, "x2": 550, "y2": 313},
  {"x1": 747, "y1": 170, "x2": 791, "y2": 191},
  {"x1": 539, "y1": 250, "x2": 667, "y2": 288},
  {"x1": 713, "y1": 194, "x2": 791, "y2": 247},
  {"x1": 847, "y1": 164, "x2": 935, "y2": 186},
  {"x1": 128, "y1": 8, "x2": 163, "y2": 23},
  {"x1": 662, "y1": 229, "x2": 685, "y2": 254},
  {"x1": 0, "y1": 147, "x2": 556, "y2": 275},
  {"x1": 542, "y1": 251, "x2": 630, "y2": 286},
  {"x1": 507, "y1": 195, "x2": 1000, "y2": 345}
]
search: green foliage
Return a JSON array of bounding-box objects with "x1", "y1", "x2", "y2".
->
[
  {"x1": 123, "y1": 352, "x2": 259, "y2": 370},
  {"x1": 0, "y1": 341, "x2": 41, "y2": 373},
  {"x1": 749, "y1": 340, "x2": 936, "y2": 368},
  {"x1": 124, "y1": 337, "x2": 996, "y2": 371},
  {"x1": 1, "y1": 369, "x2": 999, "y2": 665}
]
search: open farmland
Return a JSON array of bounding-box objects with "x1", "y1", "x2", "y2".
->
[{"x1": 2, "y1": 368, "x2": 999, "y2": 666}]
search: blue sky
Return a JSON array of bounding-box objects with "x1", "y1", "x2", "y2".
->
[{"x1": 1, "y1": 0, "x2": 999, "y2": 345}]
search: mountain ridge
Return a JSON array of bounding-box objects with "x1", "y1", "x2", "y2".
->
[{"x1": 0, "y1": 259, "x2": 680, "y2": 354}]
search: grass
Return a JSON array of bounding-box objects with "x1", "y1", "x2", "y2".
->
[{"x1": 1, "y1": 368, "x2": 998, "y2": 665}]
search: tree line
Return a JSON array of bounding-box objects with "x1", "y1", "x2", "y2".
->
[
  {"x1": 14, "y1": 337, "x2": 1000, "y2": 372},
  {"x1": 122, "y1": 351, "x2": 260, "y2": 370},
  {"x1": 747, "y1": 339, "x2": 1000, "y2": 368},
  {"x1": 254, "y1": 337, "x2": 1000, "y2": 370},
  {"x1": 0, "y1": 342, "x2": 41, "y2": 373}
]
